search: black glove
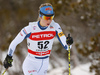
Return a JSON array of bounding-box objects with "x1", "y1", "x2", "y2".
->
[
  {"x1": 3, "y1": 55, "x2": 13, "y2": 69},
  {"x1": 66, "y1": 34, "x2": 73, "y2": 45}
]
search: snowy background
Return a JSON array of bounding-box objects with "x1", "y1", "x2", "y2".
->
[
  {"x1": 0, "y1": 0, "x2": 100, "y2": 75},
  {"x1": 0, "y1": 48, "x2": 95, "y2": 75}
]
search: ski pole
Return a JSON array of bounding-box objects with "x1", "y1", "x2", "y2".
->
[
  {"x1": 68, "y1": 34, "x2": 71, "y2": 75},
  {"x1": 68, "y1": 45, "x2": 71, "y2": 75},
  {"x1": 2, "y1": 69, "x2": 8, "y2": 75}
]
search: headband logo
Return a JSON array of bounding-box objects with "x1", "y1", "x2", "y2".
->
[{"x1": 45, "y1": 7, "x2": 52, "y2": 11}]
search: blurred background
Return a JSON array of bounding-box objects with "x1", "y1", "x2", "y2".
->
[{"x1": 0, "y1": 0, "x2": 100, "y2": 75}]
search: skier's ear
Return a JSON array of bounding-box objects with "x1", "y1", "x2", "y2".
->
[{"x1": 39, "y1": 17, "x2": 42, "y2": 21}]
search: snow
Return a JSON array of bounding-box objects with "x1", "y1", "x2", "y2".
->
[
  {"x1": 48, "y1": 67, "x2": 67, "y2": 75},
  {"x1": 1, "y1": 62, "x2": 95, "y2": 75},
  {"x1": 71, "y1": 63, "x2": 95, "y2": 75},
  {"x1": 47, "y1": 63, "x2": 95, "y2": 75},
  {"x1": 1, "y1": 51, "x2": 95, "y2": 75},
  {"x1": 0, "y1": 49, "x2": 95, "y2": 75}
]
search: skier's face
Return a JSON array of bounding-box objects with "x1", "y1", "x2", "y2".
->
[{"x1": 40, "y1": 15, "x2": 54, "y2": 27}]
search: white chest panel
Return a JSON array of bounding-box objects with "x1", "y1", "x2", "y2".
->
[{"x1": 27, "y1": 22, "x2": 56, "y2": 57}]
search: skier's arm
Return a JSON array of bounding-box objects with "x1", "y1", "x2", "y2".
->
[
  {"x1": 3, "y1": 25, "x2": 31, "y2": 69},
  {"x1": 55, "y1": 23, "x2": 72, "y2": 50},
  {"x1": 8, "y1": 25, "x2": 31, "y2": 56}
]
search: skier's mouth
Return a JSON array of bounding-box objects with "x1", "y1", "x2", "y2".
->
[{"x1": 47, "y1": 23, "x2": 50, "y2": 26}]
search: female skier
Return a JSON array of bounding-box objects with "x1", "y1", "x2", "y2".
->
[{"x1": 3, "y1": 3, "x2": 73, "y2": 75}]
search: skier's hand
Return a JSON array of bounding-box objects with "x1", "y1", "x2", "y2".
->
[
  {"x1": 3, "y1": 55, "x2": 13, "y2": 69},
  {"x1": 66, "y1": 34, "x2": 73, "y2": 45}
]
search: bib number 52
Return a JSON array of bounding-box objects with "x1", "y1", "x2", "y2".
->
[{"x1": 38, "y1": 41, "x2": 49, "y2": 49}]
